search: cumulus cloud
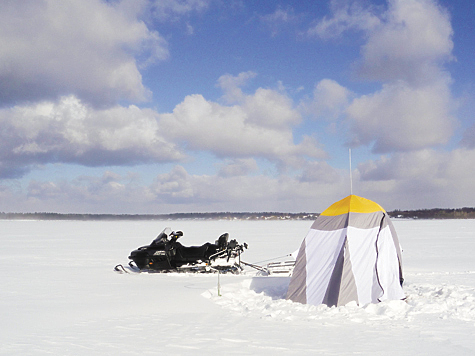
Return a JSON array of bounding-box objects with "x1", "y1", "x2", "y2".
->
[
  {"x1": 310, "y1": 0, "x2": 455, "y2": 154},
  {"x1": 217, "y1": 159, "x2": 259, "y2": 177},
  {"x1": 0, "y1": 74, "x2": 327, "y2": 179},
  {"x1": 300, "y1": 0, "x2": 467, "y2": 209},
  {"x1": 217, "y1": 71, "x2": 257, "y2": 103},
  {"x1": 358, "y1": 0, "x2": 454, "y2": 85},
  {"x1": 160, "y1": 75, "x2": 327, "y2": 167},
  {"x1": 23, "y1": 171, "x2": 148, "y2": 212},
  {"x1": 148, "y1": 165, "x2": 343, "y2": 211},
  {"x1": 358, "y1": 150, "x2": 442, "y2": 181},
  {"x1": 3, "y1": 166, "x2": 315, "y2": 213},
  {"x1": 150, "y1": 165, "x2": 288, "y2": 207},
  {"x1": 314, "y1": 0, "x2": 454, "y2": 83},
  {"x1": 151, "y1": 165, "x2": 195, "y2": 201},
  {"x1": 313, "y1": 0, "x2": 454, "y2": 84},
  {"x1": 299, "y1": 161, "x2": 342, "y2": 184},
  {"x1": 302, "y1": 79, "x2": 352, "y2": 120},
  {"x1": 356, "y1": 148, "x2": 475, "y2": 209},
  {"x1": 242, "y1": 87, "x2": 302, "y2": 129},
  {"x1": 346, "y1": 80, "x2": 454, "y2": 153},
  {"x1": 0, "y1": 0, "x2": 168, "y2": 107},
  {"x1": 0, "y1": 95, "x2": 184, "y2": 178},
  {"x1": 2, "y1": 148, "x2": 475, "y2": 213}
]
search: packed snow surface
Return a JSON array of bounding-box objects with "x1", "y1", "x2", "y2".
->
[{"x1": 2, "y1": 219, "x2": 475, "y2": 355}]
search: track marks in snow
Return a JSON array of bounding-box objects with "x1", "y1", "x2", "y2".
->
[
  {"x1": 204, "y1": 277, "x2": 475, "y2": 325},
  {"x1": 404, "y1": 283, "x2": 475, "y2": 321}
]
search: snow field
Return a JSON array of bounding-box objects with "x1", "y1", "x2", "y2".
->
[{"x1": 1, "y1": 219, "x2": 475, "y2": 355}]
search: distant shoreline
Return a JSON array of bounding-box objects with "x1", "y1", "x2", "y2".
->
[
  {"x1": 1, "y1": 208, "x2": 475, "y2": 220},
  {"x1": 0, "y1": 212, "x2": 318, "y2": 221}
]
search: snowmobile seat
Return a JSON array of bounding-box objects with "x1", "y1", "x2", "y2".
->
[{"x1": 176, "y1": 243, "x2": 218, "y2": 261}]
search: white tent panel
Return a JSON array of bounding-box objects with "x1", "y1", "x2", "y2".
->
[
  {"x1": 347, "y1": 226, "x2": 381, "y2": 305},
  {"x1": 305, "y1": 228, "x2": 347, "y2": 305},
  {"x1": 376, "y1": 225, "x2": 406, "y2": 301}
]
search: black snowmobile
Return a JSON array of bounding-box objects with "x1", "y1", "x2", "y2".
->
[{"x1": 126, "y1": 228, "x2": 247, "y2": 273}]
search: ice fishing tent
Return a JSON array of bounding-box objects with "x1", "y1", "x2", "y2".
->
[{"x1": 287, "y1": 195, "x2": 405, "y2": 307}]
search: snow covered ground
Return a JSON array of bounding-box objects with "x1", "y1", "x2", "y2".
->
[{"x1": 2, "y1": 219, "x2": 475, "y2": 355}]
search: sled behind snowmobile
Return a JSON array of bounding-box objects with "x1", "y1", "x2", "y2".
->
[{"x1": 127, "y1": 227, "x2": 247, "y2": 273}]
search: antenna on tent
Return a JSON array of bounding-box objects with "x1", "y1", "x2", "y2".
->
[{"x1": 349, "y1": 148, "x2": 353, "y2": 195}]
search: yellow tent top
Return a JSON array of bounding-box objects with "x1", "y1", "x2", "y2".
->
[{"x1": 320, "y1": 195, "x2": 386, "y2": 216}]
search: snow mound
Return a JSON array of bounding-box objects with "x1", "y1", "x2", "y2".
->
[
  {"x1": 203, "y1": 276, "x2": 475, "y2": 324},
  {"x1": 404, "y1": 283, "x2": 475, "y2": 321}
]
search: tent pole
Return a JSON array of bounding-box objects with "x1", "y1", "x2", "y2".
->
[{"x1": 349, "y1": 148, "x2": 353, "y2": 195}]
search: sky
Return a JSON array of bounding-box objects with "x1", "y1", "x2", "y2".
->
[{"x1": 0, "y1": 0, "x2": 474, "y2": 214}]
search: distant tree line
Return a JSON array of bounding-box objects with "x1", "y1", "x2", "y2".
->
[
  {"x1": 0, "y1": 212, "x2": 319, "y2": 221},
  {"x1": 388, "y1": 208, "x2": 475, "y2": 219},
  {"x1": 1, "y1": 208, "x2": 475, "y2": 221}
]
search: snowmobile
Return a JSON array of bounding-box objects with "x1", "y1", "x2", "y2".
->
[{"x1": 125, "y1": 227, "x2": 247, "y2": 273}]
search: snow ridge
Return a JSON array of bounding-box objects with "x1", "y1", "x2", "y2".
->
[{"x1": 203, "y1": 277, "x2": 475, "y2": 325}]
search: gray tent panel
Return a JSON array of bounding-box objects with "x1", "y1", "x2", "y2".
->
[
  {"x1": 336, "y1": 239, "x2": 359, "y2": 306},
  {"x1": 314, "y1": 211, "x2": 387, "y2": 231},
  {"x1": 286, "y1": 238, "x2": 307, "y2": 304},
  {"x1": 312, "y1": 214, "x2": 348, "y2": 231},
  {"x1": 348, "y1": 211, "x2": 385, "y2": 229},
  {"x1": 321, "y1": 240, "x2": 345, "y2": 307}
]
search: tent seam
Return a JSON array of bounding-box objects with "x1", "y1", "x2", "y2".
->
[{"x1": 374, "y1": 213, "x2": 386, "y2": 303}]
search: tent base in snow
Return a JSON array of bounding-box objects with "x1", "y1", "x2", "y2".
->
[{"x1": 286, "y1": 195, "x2": 405, "y2": 307}]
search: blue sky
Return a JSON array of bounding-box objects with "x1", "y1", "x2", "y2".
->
[{"x1": 1, "y1": 0, "x2": 474, "y2": 214}]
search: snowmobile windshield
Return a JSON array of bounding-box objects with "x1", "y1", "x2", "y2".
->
[{"x1": 152, "y1": 227, "x2": 172, "y2": 244}]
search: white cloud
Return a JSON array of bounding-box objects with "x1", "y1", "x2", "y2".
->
[
  {"x1": 299, "y1": 161, "x2": 342, "y2": 184},
  {"x1": 0, "y1": 96, "x2": 184, "y2": 178},
  {"x1": 217, "y1": 71, "x2": 257, "y2": 103},
  {"x1": 4, "y1": 146, "x2": 475, "y2": 213},
  {"x1": 0, "y1": 0, "x2": 168, "y2": 107},
  {"x1": 159, "y1": 87, "x2": 326, "y2": 167},
  {"x1": 356, "y1": 148, "x2": 475, "y2": 209},
  {"x1": 358, "y1": 150, "x2": 442, "y2": 181},
  {"x1": 185, "y1": 22, "x2": 195, "y2": 35},
  {"x1": 310, "y1": 0, "x2": 456, "y2": 154},
  {"x1": 217, "y1": 159, "x2": 259, "y2": 177},
  {"x1": 358, "y1": 0, "x2": 454, "y2": 84},
  {"x1": 151, "y1": 166, "x2": 195, "y2": 200},
  {"x1": 24, "y1": 171, "x2": 146, "y2": 211},
  {"x1": 14, "y1": 165, "x2": 347, "y2": 213},
  {"x1": 0, "y1": 76, "x2": 327, "y2": 179},
  {"x1": 261, "y1": 6, "x2": 299, "y2": 37},
  {"x1": 242, "y1": 87, "x2": 301, "y2": 128},
  {"x1": 302, "y1": 79, "x2": 352, "y2": 120},
  {"x1": 312, "y1": 0, "x2": 454, "y2": 83},
  {"x1": 309, "y1": 0, "x2": 381, "y2": 39},
  {"x1": 149, "y1": 166, "x2": 286, "y2": 207},
  {"x1": 161, "y1": 73, "x2": 328, "y2": 168},
  {"x1": 346, "y1": 80, "x2": 454, "y2": 152}
]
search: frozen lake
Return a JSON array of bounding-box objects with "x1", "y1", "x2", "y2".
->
[{"x1": 2, "y1": 219, "x2": 475, "y2": 355}]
